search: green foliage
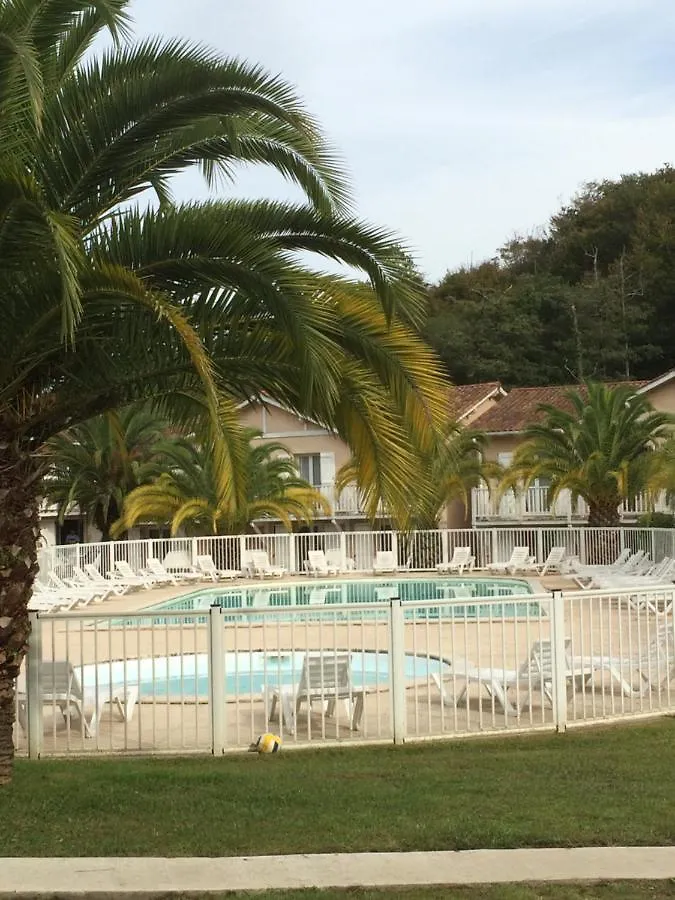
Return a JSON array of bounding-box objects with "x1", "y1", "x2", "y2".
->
[
  {"x1": 502, "y1": 382, "x2": 675, "y2": 527},
  {"x1": 0, "y1": 0, "x2": 449, "y2": 531},
  {"x1": 637, "y1": 512, "x2": 675, "y2": 528},
  {"x1": 42, "y1": 405, "x2": 171, "y2": 540},
  {"x1": 116, "y1": 429, "x2": 330, "y2": 535},
  {"x1": 427, "y1": 167, "x2": 675, "y2": 385}
]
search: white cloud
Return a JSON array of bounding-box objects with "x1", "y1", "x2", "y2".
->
[{"x1": 127, "y1": 0, "x2": 675, "y2": 279}]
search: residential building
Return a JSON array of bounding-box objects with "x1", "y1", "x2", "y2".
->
[{"x1": 469, "y1": 370, "x2": 675, "y2": 526}]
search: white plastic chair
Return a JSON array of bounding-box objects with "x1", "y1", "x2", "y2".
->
[
  {"x1": 304, "y1": 550, "x2": 339, "y2": 577},
  {"x1": 436, "y1": 546, "x2": 475, "y2": 574},
  {"x1": 487, "y1": 546, "x2": 534, "y2": 575},
  {"x1": 372, "y1": 550, "x2": 398, "y2": 574},
  {"x1": 195, "y1": 554, "x2": 241, "y2": 581},
  {"x1": 264, "y1": 653, "x2": 365, "y2": 735}
]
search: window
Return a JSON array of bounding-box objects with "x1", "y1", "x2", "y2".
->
[{"x1": 295, "y1": 454, "x2": 322, "y2": 486}]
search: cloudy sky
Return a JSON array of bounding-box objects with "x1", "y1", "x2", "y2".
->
[{"x1": 129, "y1": 0, "x2": 675, "y2": 281}]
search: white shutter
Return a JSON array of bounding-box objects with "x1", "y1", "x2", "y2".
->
[{"x1": 319, "y1": 452, "x2": 335, "y2": 488}]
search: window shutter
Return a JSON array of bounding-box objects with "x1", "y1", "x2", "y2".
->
[{"x1": 319, "y1": 452, "x2": 335, "y2": 487}]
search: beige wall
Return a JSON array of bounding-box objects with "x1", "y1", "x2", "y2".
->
[
  {"x1": 239, "y1": 401, "x2": 353, "y2": 473},
  {"x1": 481, "y1": 433, "x2": 522, "y2": 464},
  {"x1": 643, "y1": 380, "x2": 675, "y2": 415}
]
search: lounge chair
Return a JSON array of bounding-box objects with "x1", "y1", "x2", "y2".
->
[
  {"x1": 83, "y1": 563, "x2": 131, "y2": 595},
  {"x1": 570, "y1": 550, "x2": 648, "y2": 583},
  {"x1": 248, "y1": 550, "x2": 287, "y2": 579},
  {"x1": 487, "y1": 546, "x2": 535, "y2": 575},
  {"x1": 325, "y1": 548, "x2": 355, "y2": 572},
  {"x1": 195, "y1": 554, "x2": 241, "y2": 581},
  {"x1": 534, "y1": 546, "x2": 567, "y2": 576},
  {"x1": 372, "y1": 550, "x2": 399, "y2": 574},
  {"x1": 432, "y1": 639, "x2": 574, "y2": 715},
  {"x1": 264, "y1": 652, "x2": 366, "y2": 735},
  {"x1": 304, "y1": 550, "x2": 339, "y2": 577},
  {"x1": 114, "y1": 559, "x2": 162, "y2": 589},
  {"x1": 436, "y1": 546, "x2": 475, "y2": 574},
  {"x1": 15, "y1": 660, "x2": 138, "y2": 738},
  {"x1": 47, "y1": 572, "x2": 108, "y2": 608}
]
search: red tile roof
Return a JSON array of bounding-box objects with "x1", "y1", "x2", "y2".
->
[
  {"x1": 472, "y1": 381, "x2": 649, "y2": 433},
  {"x1": 447, "y1": 382, "x2": 503, "y2": 421}
]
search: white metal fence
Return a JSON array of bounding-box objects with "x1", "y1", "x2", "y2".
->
[
  {"x1": 37, "y1": 526, "x2": 675, "y2": 584},
  {"x1": 13, "y1": 583, "x2": 674, "y2": 757}
]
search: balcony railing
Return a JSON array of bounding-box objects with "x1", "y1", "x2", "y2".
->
[{"x1": 471, "y1": 485, "x2": 673, "y2": 524}]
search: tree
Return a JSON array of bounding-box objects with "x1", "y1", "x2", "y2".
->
[
  {"x1": 0, "y1": 1, "x2": 447, "y2": 782},
  {"x1": 501, "y1": 382, "x2": 675, "y2": 528},
  {"x1": 42, "y1": 406, "x2": 171, "y2": 541},
  {"x1": 115, "y1": 430, "x2": 329, "y2": 535},
  {"x1": 406, "y1": 425, "x2": 497, "y2": 530}
]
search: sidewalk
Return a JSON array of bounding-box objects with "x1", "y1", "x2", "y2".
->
[{"x1": 3, "y1": 847, "x2": 675, "y2": 896}]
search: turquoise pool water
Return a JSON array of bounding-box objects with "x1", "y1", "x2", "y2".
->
[
  {"x1": 140, "y1": 577, "x2": 539, "y2": 621},
  {"x1": 81, "y1": 650, "x2": 451, "y2": 699}
]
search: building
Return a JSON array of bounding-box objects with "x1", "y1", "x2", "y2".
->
[{"x1": 469, "y1": 370, "x2": 675, "y2": 526}]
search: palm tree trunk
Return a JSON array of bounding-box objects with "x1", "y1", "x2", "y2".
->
[
  {"x1": 587, "y1": 497, "x2": 621, "y2": 528},
  {"x1": 0, "y1": 430, "x2": 40, "y2": 785},
  {"x1": 587, "y1": 496, "x2": 622, "y2": 565}
]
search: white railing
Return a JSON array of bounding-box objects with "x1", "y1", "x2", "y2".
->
[
  {"x1": 36, "y1": 526, "x2": 675, "y2": 584},
  {"x1": 472, "y1": 486, "x2": 673, "y2": 524},
  {"x1": 14, "y1": 584, "x2": 674, "y2": 757}
]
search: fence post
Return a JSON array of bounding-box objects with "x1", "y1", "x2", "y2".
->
[
  {"x1": 239, "y1": 535, "x2": 247, "y2": 574},
  {"x1": 391, "y1": 532, "x2": 399, "y2": 567},
  {"x1": 490, "y1": 528, "x2": 498, "y2": 566},
  {"x1": 339, "y1": 531, "x2": 347, "y2": 572},
  {"x1": 388, "y1": 598, "x2": 407, "y2": 744},
  {"x1": 441, "y1": 529, "x2": 449, "y2": 567},
  {"x1": 578, "y1": 529, "x2": 586, "y2": 566},
  {"x1": 536, "y1": 530, "x2": 543, "y2": 566},
  {"x1": 208, "y1": 605, "x2": 225, "y2": 755},
  {"x1": 288, "y1": 533, "x2": 297, "y2": 574},
  {"x1": 26, "y1": 610, "x2": 42, "y2": 759},
  {"x1": 550, "y1": 590, "x2": 567, "y2": 734}
]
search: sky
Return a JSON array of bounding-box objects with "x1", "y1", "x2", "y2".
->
[{"x1": 128, "y1": 0, "x2": 675, "y2": 281}]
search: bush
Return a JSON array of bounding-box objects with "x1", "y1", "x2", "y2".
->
[{"x1": 637, "y1": 511, "x2": 675, "y2": 528}]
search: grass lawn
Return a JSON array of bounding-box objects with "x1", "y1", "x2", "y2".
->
[{"x1": 1, "y1": 720, "x2": 674, "y2": 857}]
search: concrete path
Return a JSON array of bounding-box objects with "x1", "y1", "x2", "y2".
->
[{"x1": 2, "y1": 847, "x2": 675, "y2": 896}]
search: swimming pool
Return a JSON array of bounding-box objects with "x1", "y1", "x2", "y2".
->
[
  {"x1": 80, "y1": 650, "x2": 451, "y2": 699},
  {"x1": 142, "y1": 576, "x2": 539, "y2": 621}
]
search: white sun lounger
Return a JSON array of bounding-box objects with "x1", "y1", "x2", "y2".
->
[
  {"x1": 304, "y1": 550, "x2": 339, "y2": 577},
  {"x1": 372, "y1": 550, "x2": 399, "y2": 574},
  {"x1": 436, "y1": 546, "x2": 475, "y2": 575},
  {"x1": 487, "y1": 546, "x2": 535, "y2": 575},
  {"x1": 248, "y1": 550, "x2": 286, "y2": 579},
  {"x1": 195, "y1": 554, "x2": 241, "y2": 581}
]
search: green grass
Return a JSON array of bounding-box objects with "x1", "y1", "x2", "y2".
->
[{"x1": 2, "y1": 721, "x2": 675, "y2": 857}]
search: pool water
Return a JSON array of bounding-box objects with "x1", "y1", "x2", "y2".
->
[
  {"x1": 81, "y1": 650, "x2": 451, "y2": 699},
  {"x1": 143, "y1": 577, "x2": 537, "y2": 621}
]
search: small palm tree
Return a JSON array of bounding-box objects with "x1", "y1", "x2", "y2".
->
[
  {"x1": 502, "y1": 382, "x2": 675, "y2": 527},
  {"x1": 407, "y1": 425, "x2": 497, "y2": 530},
  {"x1": 42, "y1": 406, "x2": 171, "y2": 540},
  {"x1": 115, "y1": 430, "x2": 330, "y2": 535}
]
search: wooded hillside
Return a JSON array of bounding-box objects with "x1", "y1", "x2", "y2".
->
[{"x1": 425, "y1": 166, "x2": 675, "y2": 386}]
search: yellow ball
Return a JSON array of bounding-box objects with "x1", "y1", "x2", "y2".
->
[{"x1": 250, "y1": 732, "x2": 281, "y2": 754}]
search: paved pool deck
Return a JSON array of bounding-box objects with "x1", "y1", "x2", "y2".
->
[{"x1": 3, "y1": 847, "x2": 675, "y2": 895}]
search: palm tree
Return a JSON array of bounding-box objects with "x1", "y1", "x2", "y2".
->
[
  {"x1": 115, "y1": 430, "x2": 329, "y2": 535},
  {"x1": 0, "y1": 1, "x2": 447, "y2": 779},
  {"x1": 42, "y1": 406, "x2": 171, "y2": 541},
  {"x1": 501, "y1": 382, "x2": 675, "y2": 528},
  {"x1": 408, "y1": 425, "x2": 497, "y2": 530}
]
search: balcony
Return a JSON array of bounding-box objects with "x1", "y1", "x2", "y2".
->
[{"x1": 471, "y1": 485, "x2": 672, "y2": 524}]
